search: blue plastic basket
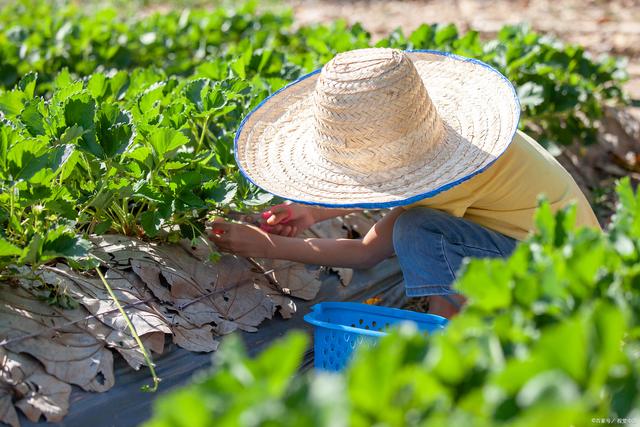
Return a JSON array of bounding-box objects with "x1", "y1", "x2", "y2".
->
[{"x1": 303, "y1": 302, "x2": 448, "y2": 371}]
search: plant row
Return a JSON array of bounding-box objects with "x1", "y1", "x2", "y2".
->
[
  {"x1": 1, "y1": 0, "x2": 628, "y2": 146},
  {"x1": 0, "y1": 68, "x2": 279, "y2": 273}
]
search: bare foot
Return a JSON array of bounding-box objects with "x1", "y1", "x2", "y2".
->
[{"x1": 427, "y1": 294, "x2": 466, "y2": 319}]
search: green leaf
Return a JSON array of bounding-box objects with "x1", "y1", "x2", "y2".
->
[
  {"x1": 203, "y1": 85, "x2": 226, "y2": 112},
  {"x1": 230, "y1": 57, "x2": 247, "y2": 79},
  {"x1": 19, "y1": 99, "x2": 45, "y2": 136},
  {"x1": 94, "y1": 220, "x2": 113, "y2": 235},
  {"x1": 456, "y1": 258, "x2": 513, "y2": 311},
  {"x1": 128, "y1": 146, "x2": 153, "y2": 165},
  {"x1": 0, "y1": 238, "x2": 22, "y2": 257},
  {"x1": 64, "y1": 94, "x2": 101, "y2": 158},
  {"x1": 516, "y1": 371, "x2": 580, "y2": 407},
  {"x1": 58, "y1": 146, "x2": 81, "y2": 181},
  {"x1": 537, "y1": 315, "x2": 588, "y2": 383},
  {"x1": 590, "y1": 303, "x2": 626, "y2": 389},
  {"x1": 133, "y1": 182, "x2": 165, "y2": 203},
  {"x1": 534, "y1": 198, "x2": 555, "y2": 244},
  {"x1": 408, "y1": 24, "x2": 434, "y2": 48},
  {"x1": 195, "y1": 61, "x2": 229, "y2": 80},
  {"x1": 108, "y1": 71, "x2": 130, "y2": 101},
  {"x1": 52, "y1": 69, "x2": 84, "y2": 104},
  {"x1": 163, "y1": 161, "x2": 188, "y2": 170},
  {"x1": 243, "y1": 191, "x2": 274, "y2": 207},
  {"x1": 19, "y1": 233, "x2": 43, "y2": 265},
  {"x1": 257, "y1": 331, "x2": 308, "y2": 395},
  {"x1": 87, "y1": 72, "x2": 108, "y2": 99},
  {"x1": 0, "y1": 90, "x2": 26, "y2": 117},
  {"x1": 7, "y1": 138, "x2": 51, "y2": 182},
  {"x1": 146, "y1": 389, "x2": 213, "y2": 427},
  {"x1": 184, "y1": 79, "x2": 208, "y2": 112},
  {"x1": 206, "y1": 181, "x2": 238, "y2": 206},
  {"x1": 434, "y1": 24, "x2": 458, "y2": 46},
  {"x1": 45, "y1": 197, "x2": 78, "y2": 220},
  {"x1": 96, "y1": 103, "x2": 135, "y2": 158},
  {"x1": 17, "y1": 71, "x2": 38, "y2": 98},
  {"x1": 134, "y1": 82, "x2": 166, "y2": 121},
  {"x1": 517, "y1": 82, "x2": 545, "y2": 108},
  {"x1": 41, "y1": 226, "x2": 92, "y2": 262},
  {"x1": 140, "y1": 210, "x2": 162, "y2": 238},
  {"x1": 148, "y1": 127, "x2": 189, "y2": 159},
  {"x1": 177, "y1": 191, "x2": 205, "y2": 208},
  {"x1": 58, "y1": 125, "x2": 86, "y2": 145},
  {"x1": 64, "y1": 94, "x2": 95, "y2": 132}
]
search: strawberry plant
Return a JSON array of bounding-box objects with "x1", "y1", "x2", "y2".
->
[
  {"x1": 144, "y1": 178, "x2": 640, "y2": 427},
  {"x1": 0, "y1": 68, "x2": 275, "y2": 261},
  {"x1": 0, "y1": 0, "x2": 293, "y2": 92}
]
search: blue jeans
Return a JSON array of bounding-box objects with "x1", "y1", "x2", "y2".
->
[{"x1": 392, "y1": 207, "x2": 518, "y2": 297}]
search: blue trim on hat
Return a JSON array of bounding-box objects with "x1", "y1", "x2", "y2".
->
[{"x1": 233, "y1": 49, "x2": 521, "y2": 209}]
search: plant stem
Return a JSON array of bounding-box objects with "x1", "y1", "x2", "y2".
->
[
  {"x1": 95, "y1": 266, "x2": 160, "y2": 392},
  {"x1": 196, "y1": 114, "x2": 211, "y2": 153}
]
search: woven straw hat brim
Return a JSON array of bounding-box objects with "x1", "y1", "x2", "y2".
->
[{"x1": 235, "y1": 50, "x2": 521, "y2": 208}]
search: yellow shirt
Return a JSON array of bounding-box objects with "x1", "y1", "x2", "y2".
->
[{"x1": 405, "y1": 130, "x2": 601, "y2": 240}]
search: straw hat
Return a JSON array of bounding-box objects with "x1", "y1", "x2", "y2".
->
[{"x1": 234, "y1": 48, "x2": 520, "y2": 208}]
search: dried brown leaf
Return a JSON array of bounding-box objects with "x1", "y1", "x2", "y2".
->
[
  {"x1": 0, "y1": 285, "x2": 114, "y2": 392},
  {"x1": 178, "y1": 237, "x2": 217, "y2": 264},
  {"x1": 93, "y1": 236, "x2": 219, "y2": 299},
  {"x1": 331, "y1": 267, "x2": 354, "y2": 287},
  {"x1": 213, "y1": 319, "x2": 239, "y2": 335},
  {"x1": 0, "y1": 392, "x2": 19, "y2": 427},
  {"x1": 44, "y1": 266, "x2": 170, "y2": 337},
  {"x1": 27, "y1": 266, "x2": 170, "y2": 370},
  {"x1": 173, "y1": 237, "x2": 305, "y2": 321},
  {"x1": 207, "y1": 278, "x2": 275, "y2": 333},
  {"x1": 1, "y1": 348, "x2": 71, "y2": 425},
  {"x1": 92, "y1": 236, "x2": 277, "y2": 334},
  {"x1": 257, "y1": 260, "x2": 322, "y2": 301},
  {"x1": 173, "y1": 299, "x2": 224, "y2": 327},
  {"x1": 172, "y1": 325, "x2": 219, "y2": 353},
  {"x1": 267, "y1": 295, "x2": 297, "y2": 319}
]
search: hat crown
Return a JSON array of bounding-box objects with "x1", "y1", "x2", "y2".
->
[{"x1": 312, "y1": 48, "x2": 444, "y2": 173}]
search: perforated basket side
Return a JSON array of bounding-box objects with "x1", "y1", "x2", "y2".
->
[
  {"x1": 304, "y1": 302, "x2": 448, "y2": 371},
  {"x1": 313, "y1": 327, "x2": 378, "y2": 371}
]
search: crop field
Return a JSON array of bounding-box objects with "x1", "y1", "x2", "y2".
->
[{"x1": 0, "y1": 0, "x2": 639, "y2": 426}]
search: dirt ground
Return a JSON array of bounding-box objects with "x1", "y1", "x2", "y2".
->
[{"x1": 287, "y1": 0, "x2": 640, "y2": 100}]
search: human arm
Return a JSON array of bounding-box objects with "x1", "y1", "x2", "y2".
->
[
  {"x1": 261, "y1": 202, "x2": 361, "y2": 236},
  {"x1": 211, "y1": 207, "x2": 405, "y2": 269}
]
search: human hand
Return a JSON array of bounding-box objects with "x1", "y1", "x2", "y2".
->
[
  {"x1": 260, "y1": 202, "x2": 316, "y2": 237},
  {"x1": 209, "y1": 220, "x2": 276, "y2": 258}
]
